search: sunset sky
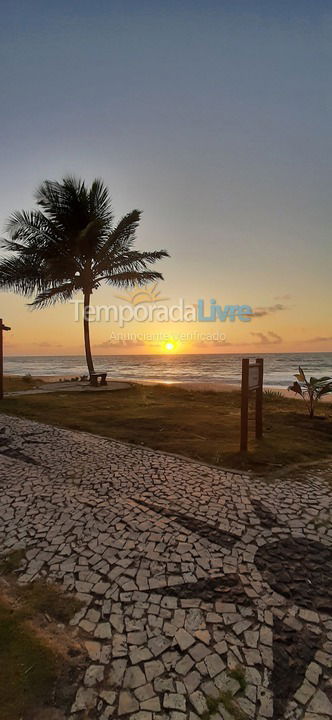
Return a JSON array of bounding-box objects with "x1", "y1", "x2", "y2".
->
[{"x1": 1, "y1": 0, "x2": 331, "y2": 356}]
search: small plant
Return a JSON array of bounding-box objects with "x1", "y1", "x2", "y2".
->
[
  {"x1": 201, "y1": 679, "x2": 247, "y2": 720},
  {"x1": 263, "y1": 389, "x2": 284, "y2": 401},
  {"x1": 201, "y1": 695, "x2": 220, "y2": 719},
  {"x1": 0, "y1": 549, "x2": 25, "y2": 575},
  {"x1": 22, "y1": 373, "x2": 33, "y2": 384},
  {"x1": 288, "y1": 366, "x2": 332, "y2": 418},
  {"x1": 228, "y1": 665, "x2": 247, "y2": 692},
  {"x1": 219, "y1": 690, "x2": 246, "y2": 720}
]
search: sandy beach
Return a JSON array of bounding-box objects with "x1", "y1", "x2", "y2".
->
[{"x1": 6, "y1": 374, "x2": 332, "y2": 402}]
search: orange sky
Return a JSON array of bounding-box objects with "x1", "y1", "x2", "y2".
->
[{"x1": 2, "y1": 279, "x2": 331, "y2": 356}]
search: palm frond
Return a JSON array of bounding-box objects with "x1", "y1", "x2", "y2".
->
[
  {"x1": 104, "y1": 270, "x2": 165, "y2": 287},
  {"x1": 94, "y1": 210, "x2": 141, "y2": 268},
  {"x1": 35, "y1": 176, "x2": 113, "y2": 251},
  {"x1": 35, "y1": 178, "x2": 90, "y2": 236},
  {"x1": 96, "y1": 248, "x2": 169, "y2": 279},
  {"x1": 5, "y1": 210, "x2": 61, "y2": 247},
  {"x1": 1, "y1": 237, "x2": 29, "y2": 253},
  {"x1": 0, "y1": 255, "x2": 46, "y2": 296},
  {"x1": 124, "y1": 249, "x2": 170, "y2": 265},
  {"x1": 76, "y1": 219, "x2": 109, "y2": 258},
  {"x1": 29, "y1": 282, "x2": 76, "y2": 308},
  {"x1": 89, "y1": 179, "x2": 113, "y2": 226},
  {"x1": 94, "y1": 208, "x2": 169, "y2": 279}
]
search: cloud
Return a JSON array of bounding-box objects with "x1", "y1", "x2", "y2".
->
[
  {"x1": 194, "y1": 339, "x2": 228, "y2": 348},
  {"x1": 305, "y1": 336, "x2": 332, "y2": 343},
  {"x1": 96, "y1": 339, "x2": 145, "y2": 348},
  {"x1": 251, "y1": 331, "x2": 282, "y2": 345},
  {"x1": 32, "y1": 341, "x2": 63, "y2": 348},
  {"x1": 274, "y1": 294, "x2": 292, "y2": 301},
  {"x1": 208, "y1": 331, "x2": 283, "y2": 349},
  {"x1": 250, "y1": 303, "x2": 288, "y2": 318}
]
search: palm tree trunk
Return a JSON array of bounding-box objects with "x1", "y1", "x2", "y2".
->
[{"x1": 83, "y1": 289, "x2": 95, "y2": 378}]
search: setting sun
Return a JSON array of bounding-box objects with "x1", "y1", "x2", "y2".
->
[{"x1": 165, "y1": 341, "x2": 175, "y2": 352}]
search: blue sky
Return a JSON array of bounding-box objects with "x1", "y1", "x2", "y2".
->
[{"x1": 0, "y1": 0, "x2": 331, "y2": 354}]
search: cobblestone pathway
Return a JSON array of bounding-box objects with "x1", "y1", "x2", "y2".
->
[{"x1": 0, "y1": 414, "x2": 332, "y2": 720}]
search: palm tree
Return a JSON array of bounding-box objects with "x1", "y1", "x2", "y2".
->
[{"x1": 0, "y1": 176, "x2": 169, "y2": 377}]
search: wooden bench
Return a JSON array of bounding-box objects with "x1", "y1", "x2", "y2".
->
[{"x1": 90, "y1": 372, "x2": 108, "y2": 387}]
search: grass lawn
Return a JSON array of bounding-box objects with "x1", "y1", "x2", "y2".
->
[
  {"x1": 0, "y1": 550, "x2": 85, "y2": 720},
  {"x1": 1, "y1": 383, "x2": 332, "y2": 472},
  {"x1": 4, "y1": 375, "x2": 45, "y2": 392},
  {"x1": 0, "y1": 600, "x2": 59, "y2": 720}
]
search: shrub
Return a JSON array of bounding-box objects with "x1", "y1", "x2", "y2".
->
[{"x1": 288, "y1": 366, "x2": 332, "y2": 418}]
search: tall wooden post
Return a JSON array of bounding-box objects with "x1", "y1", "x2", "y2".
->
[
  {"x1": 240, "y1": 357, "x2": 263, "y2": 452},
  {"x1": 0, "y1": 320, "x2": 3, "y2": 401},
  {"x1": 255, "y1": 357, "x2": 264, "y2": 439},
  {"x1": 240, "y1": 358, "x2": 249, "y2": 452},
  {"x1": 0, "y1": 319, "x2": 11, "y2": 400}
]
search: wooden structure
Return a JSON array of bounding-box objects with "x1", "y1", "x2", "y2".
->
[
  {"x1": 240, "y1": 357, "x2": 263, "y2": 452},
  {"x1": 90, "y1": 372, "x2": 107, "y2": 387},
  {"x1": 0, "y1": 319, "x2": 11, "y2": 400}
]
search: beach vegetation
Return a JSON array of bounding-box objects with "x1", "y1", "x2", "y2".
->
[
  {"x1": 17, "y1": 580, "x2": 84, "y2": 624},
  {"x1": 0, "y1": 549, "x2": 25, "y2": 575},
  {"x1": 0, "y1": 582, "x2": 84, "y2": 720},
  {"x1": 288, "y1": 366, "x2": 332, "y2": 418},
  {"x1": 0, "y1": 600, "x2": 59, "y2": 720},
  {"x1": 201, "y1": 689, "x2": 246, "y2": 720},
  {"x1": 3, "y1": 376, "x2": 44, "y2": 392},
  {"x1": 1, "y1": 383, "x2": 331, "y2": 474},
  {"x1": 228, "y1": 665, "x2": 247, "y2": 692},
  {"x1": 0, "y1": 553, "x2": 85, "y2": 719}
]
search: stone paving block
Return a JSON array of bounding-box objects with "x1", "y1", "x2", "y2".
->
[
  {"x1": 163, "y1": 693, "x2": 187, "y2": 711},
  {"x1": 118, "y1": 690, "x2": 139, "y2": 715},
  {"x1": 1, "y1": 415, "x2": 332, "y2": 720}
]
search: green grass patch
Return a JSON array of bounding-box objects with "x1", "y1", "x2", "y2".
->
[
  {"x1": 201, "y1": 689, "x2": 247, "y2": 720},
  {"x1": 18, "y1": 580, "x2": 83, "y2": 624},
  {"x1": 202, "y1": 694, "x2": 220, "y2": 718},
  {"x1": 219, "y1": 690, "x2": 246, "y2": 719},
  {"x1": 0, "y1": 549, "x2": 25, "y2": 575},
  {"x1": 228, "y1": 665, "x2": 247, "y2": 692},
  {"x1": 0, "y1": 552, "x2": 82, "y2": 624},
  {"x1": 4, "y1": 375, "x2": 44, "y2": 392},
  {"x1": 1, "y1": 383, "x2": 332, "y2": 472},
  {"x1": 0, "y1": 600, "x2": 59, "y2": 720}
]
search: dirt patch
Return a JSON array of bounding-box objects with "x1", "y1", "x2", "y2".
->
[
  {"x1": 18, "y1": 580, "x2": 84, "y2": 624},
  {"x1": 0, "y1": 576, "x2": 87, "y2": 720}
]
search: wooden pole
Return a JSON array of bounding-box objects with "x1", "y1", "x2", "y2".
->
[
  {"x1": 0, "y1": 319, "x2": 11, "y2": 400},
  {"x1": 255, "y1": 357, "x2": 264, "y2": 439},
  {"x1": 0, "y1": 319, "x2": 3, "y2": 401},
  {"x1": 240, "y1": 358, "x2": 249, "y2": 452}
]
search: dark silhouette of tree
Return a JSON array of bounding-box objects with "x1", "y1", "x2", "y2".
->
[{"x1": 0, "y1": 176, "x2": 169, "y2": 376}]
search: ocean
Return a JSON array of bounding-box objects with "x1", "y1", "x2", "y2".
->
[{"x1": 4, "y1": 352, "x2": 332, "y2": 389}]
